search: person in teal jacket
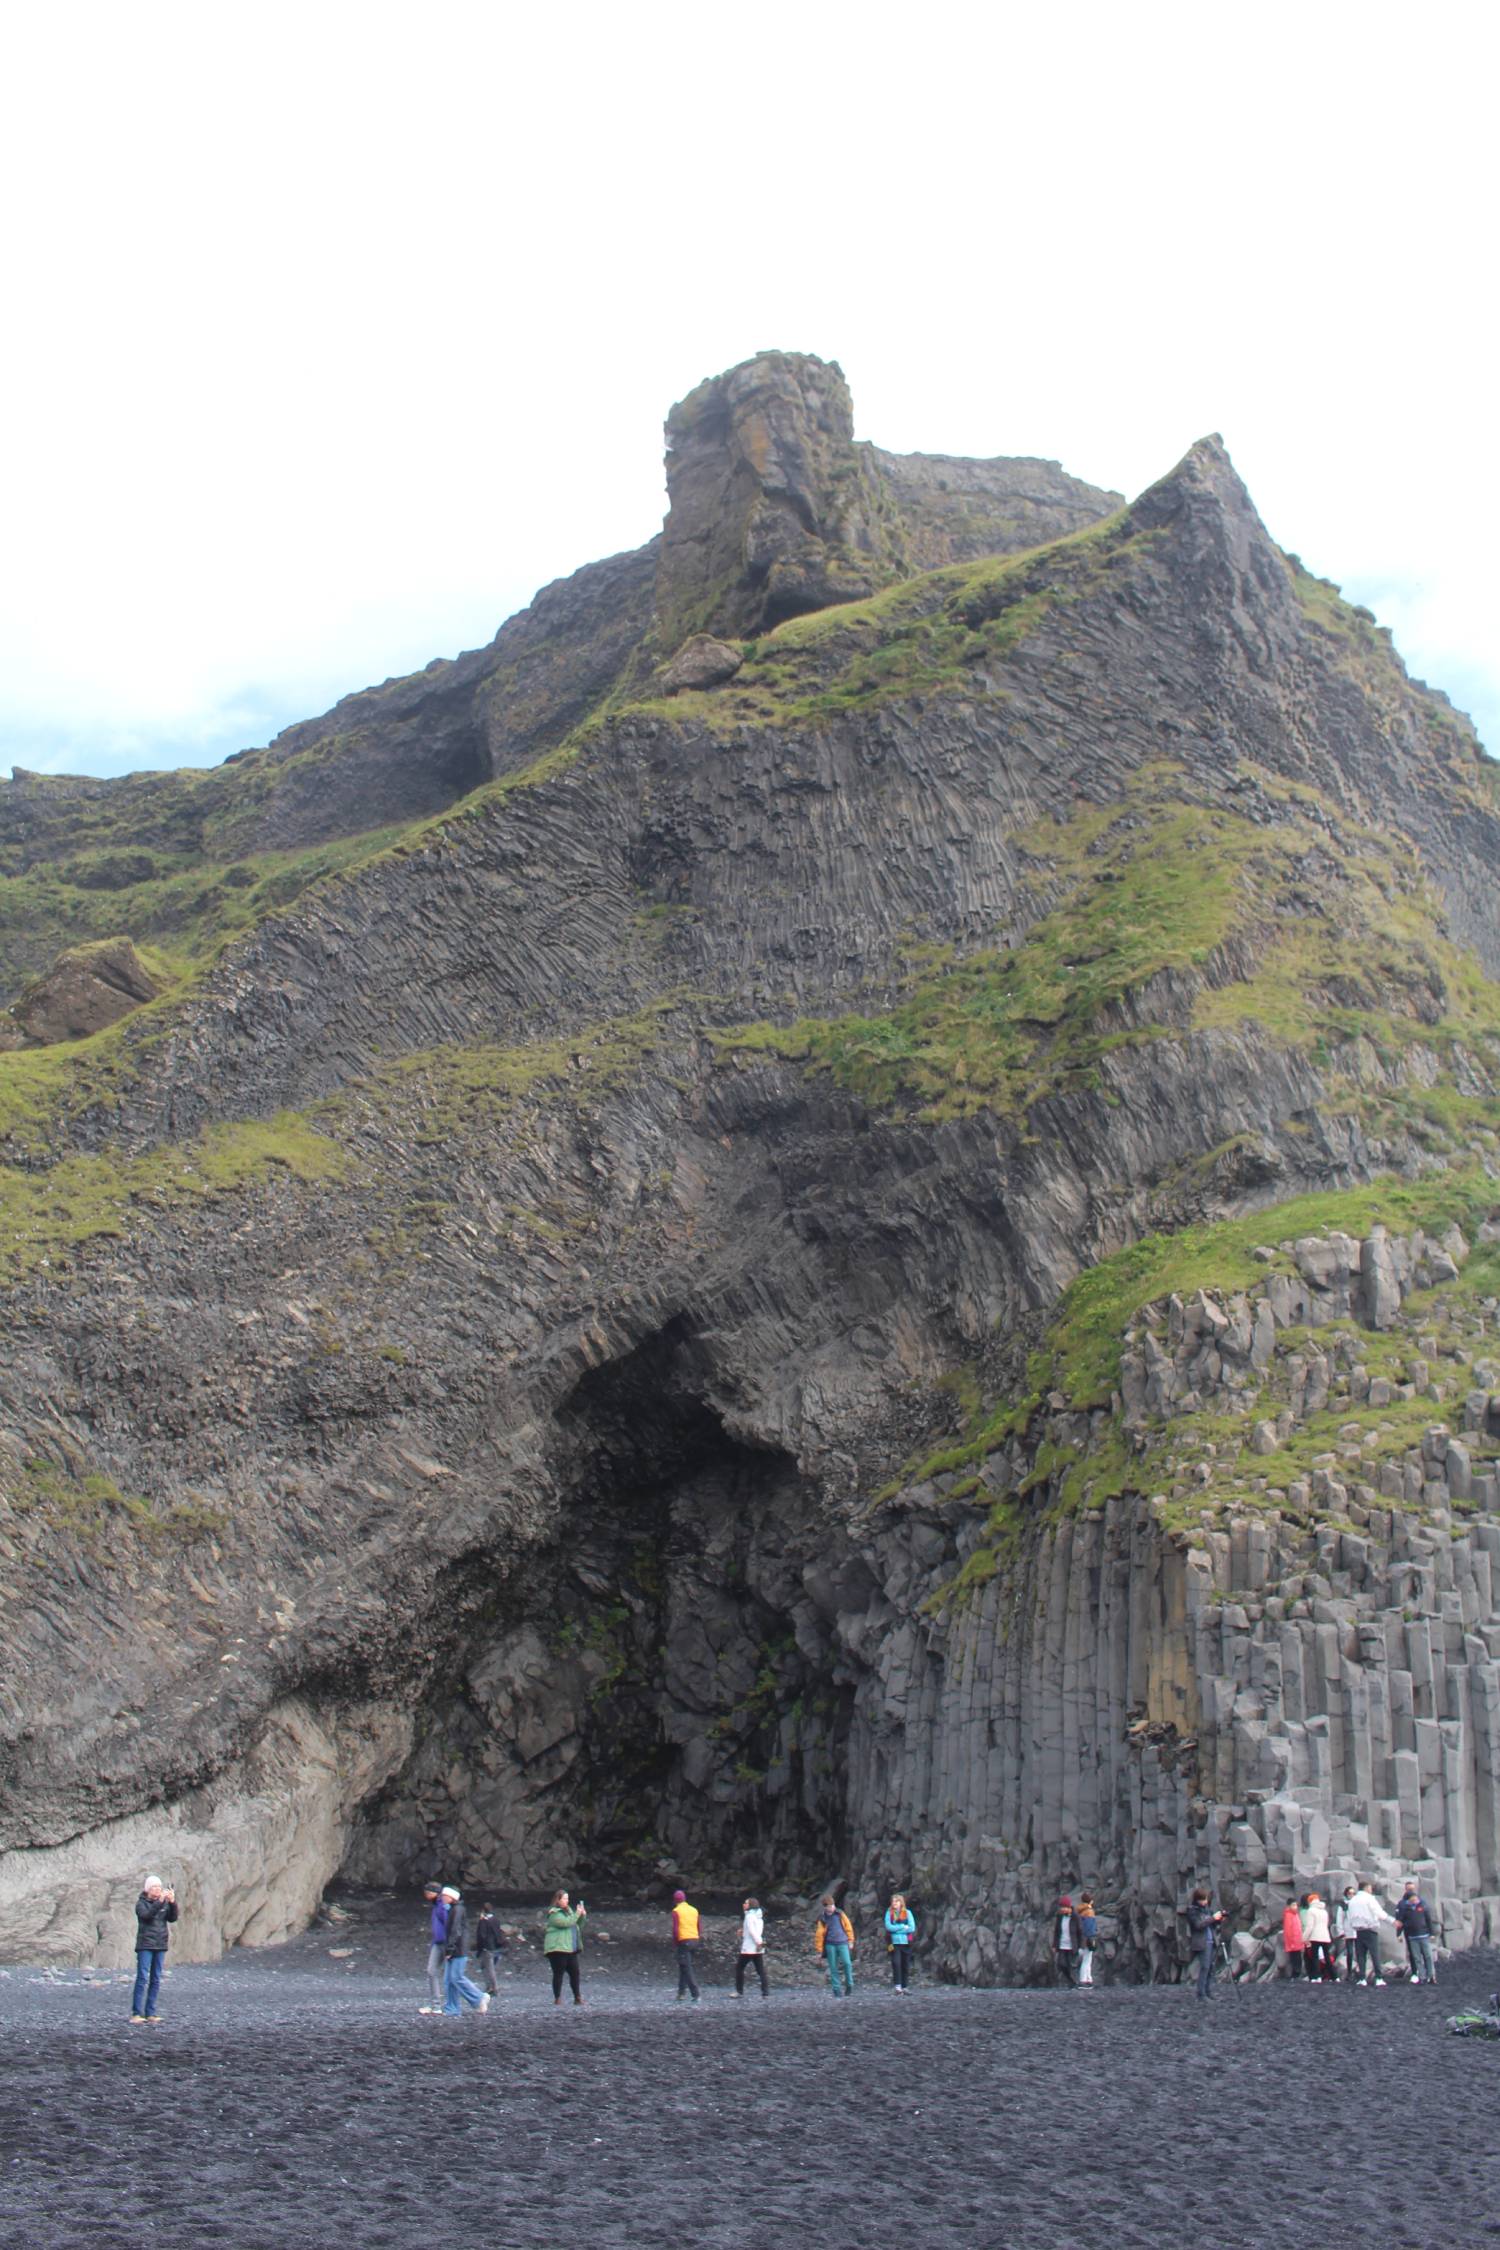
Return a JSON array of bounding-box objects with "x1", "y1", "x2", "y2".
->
[{"x1": 884, "y1": 1893, "x2": 916, "y2": 1990}]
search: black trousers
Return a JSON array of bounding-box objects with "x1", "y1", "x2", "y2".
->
[
  {"x1": 550, "y1": 1953, "x2": 581, "y2": 2002},
  {"x1": 735, "y1": 1953, "x2": 769, "y2": 1996},
  {"x1": 889, "y1": 1947, "x2": 910, "y2": 1987},
  {"x1": 676, "y1": 1941, "x2": 700, "y2": 1998}
]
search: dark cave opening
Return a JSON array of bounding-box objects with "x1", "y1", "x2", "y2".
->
[{"x1": 345, "y1": 1320, "x2": 852, "y2": 1893}]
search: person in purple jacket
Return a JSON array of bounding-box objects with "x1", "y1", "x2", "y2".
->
[{"x1": 419, "y1": 1880, "x2": 448, "y2": 2014}]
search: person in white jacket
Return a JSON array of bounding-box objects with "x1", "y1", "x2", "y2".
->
[
  {"x1": 1345, "y1": 1882, "x2": 1397, "y2": 1985},
  {"x1": 1300, "y1": 1891, "x2": 1336, "y2": 1982},
  {"x1": 735, "y1": 1897, "x2": 769, "y2": 1999}
]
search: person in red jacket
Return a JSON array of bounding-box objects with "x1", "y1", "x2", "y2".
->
[{"x1": 1282, "y1": 1897, "x2": 1306, "y2": 1979}]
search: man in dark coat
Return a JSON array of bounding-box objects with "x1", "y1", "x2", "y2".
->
[
  {"x1": 131, "y1": 1875, "x2": 178, "y2": 2022},
  {"x1": 1394, "y1": 1881, "x2": 1438, "y2": 1983}
]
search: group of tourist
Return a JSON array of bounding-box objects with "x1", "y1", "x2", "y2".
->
[
  {"x1": 122, "y1": 1868, "x2": 1445, "y2": 2020},
  {"x1": 1280, "y1": 1880, "x2": 1439, "y2": 1986},
  {"x1": 1185, "y1": 1877, "x2": 1441, "y2": 2000},
  {"x1": 417, "y1": 1882, "x2": 920, "y2": 2011}
]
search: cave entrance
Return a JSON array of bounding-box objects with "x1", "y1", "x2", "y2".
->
[{"x1": 345, "y1": 1319, "x2": 851, "y2": 1894}]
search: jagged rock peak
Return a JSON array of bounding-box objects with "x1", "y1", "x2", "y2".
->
[{"x1": 654, "y1": 348, "x2": 1121, "y2": 647}]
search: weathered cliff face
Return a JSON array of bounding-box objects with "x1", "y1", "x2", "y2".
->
[{"x1": 1, "y1": 352, "x2": 1497, "y2": 1973}]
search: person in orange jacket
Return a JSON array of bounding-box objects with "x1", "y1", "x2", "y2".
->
[
  {"x1": 1282, "y1": 1897, "x2": 1306, "y2": 1980},
  {"x1": 814, "y1": 1894, "x2": 855, "y2": 1996},
  {"x1": 671, "y1": 1889, "x2": 702, "y2": 2002}
]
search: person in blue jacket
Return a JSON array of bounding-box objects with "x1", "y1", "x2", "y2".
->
[
  {"x1": 1076, "y1": 1893, "x2": 1098, "y2": 1985},
  {"x1": 884, "y1": 1892, "x2": 916, "y2": 1989}
]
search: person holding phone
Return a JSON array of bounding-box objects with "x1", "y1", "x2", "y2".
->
[
  {"x1": 545, "y1": 1888, "x2": 586, "y2": 2005},
  {"x1": 131, "y1": 1875, "x2": 178, "y2": 2022}
]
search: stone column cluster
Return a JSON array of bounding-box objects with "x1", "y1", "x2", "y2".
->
[{"x1": 842, "y1": 1219, "x2": 1500, "y2": 1978}]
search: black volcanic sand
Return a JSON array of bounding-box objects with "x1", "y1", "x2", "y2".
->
[{"x1": 4, "y1": 1895, "x2": 1498, "y2": 2250}]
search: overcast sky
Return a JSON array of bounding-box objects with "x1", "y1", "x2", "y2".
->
[{"x1": 2, "y1": 2, "x2": 1493, "y2": 780}]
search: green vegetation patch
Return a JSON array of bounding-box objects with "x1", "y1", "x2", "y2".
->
[
  {"x1": 0, "y1": 1111, "x2": 349, "y2": 1288},
  {"x1": 635, "y1": 507, "x2": 1145, "y2": 734}
]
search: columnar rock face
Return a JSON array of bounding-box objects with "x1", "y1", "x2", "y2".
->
[
  {"x1": 836, "y1": 1224, "x2": 1500, "y2": 1979},
  {"x1": 0, "y1": 352, "x2": 1497, "y2": 1974}
]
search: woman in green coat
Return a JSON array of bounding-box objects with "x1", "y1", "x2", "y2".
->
[{"x1": 544, "y1": 1888, "x2": 586, "y2": 2005}]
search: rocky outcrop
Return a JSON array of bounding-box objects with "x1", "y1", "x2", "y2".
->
[
  {"x1": 653, "y1": 350, "x2": 1121, "y2": 647},
  {"x1": 5, "y1": 936, "x2": 165, "y2": 1046},
  {"x1": 0, "y1": 353, "x2": 1497, "y2": 1974}
]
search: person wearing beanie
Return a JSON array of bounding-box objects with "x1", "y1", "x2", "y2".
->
[
  {"x1": 1051, "y1": 1896, "x2": 1080, "y2": 1987},
  {"x1": 670, "y1": 1889, "x2": 702, "y2": 2002},
  {"x1": 439, "y1": 1885, "x2": 490, "y2": 2017},
  {"x1": 130, "y1": 1874, "x2": 178, "y2": 2023}
]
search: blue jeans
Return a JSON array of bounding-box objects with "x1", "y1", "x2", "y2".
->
[
  {"x1": 825, "y1": 1943, "x2": 854, "y2": 1995},
  {"x1": 443, "y1": 1956, "x2": 486, "y2": 2013},
  {"x1": 132, "y1": 1950, "x2": 164, "y2": 2016},
  {"x1": 1405, "y1": 1933, "x2": 1435, "y2": 1980},
  {"x1": 1195, "y1": 1943, "x2": 1215, "y2": 2000}
]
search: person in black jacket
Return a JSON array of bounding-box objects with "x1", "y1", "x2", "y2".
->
[
  {"x1": 1184, "y1": 1888, "x2": 1225, "y2": 2002},
  {"x1": 1394, "y1": 1882, "x2": 1438, "y2": 1984},
  {"x1": 475, "y1": 1904, "x2": 508, "y2": 1997},
  {"x1": 438, "y1": 1886, "x2": 489, "y2": 2016},
  {"x1": 131, "y1": 1876, "x2": 178, "y2": 2022}
]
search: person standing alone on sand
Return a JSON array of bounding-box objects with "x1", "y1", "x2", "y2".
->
[
  {"x1": 130, "y1": 1875, "x2": 177, "y2": 2022},
  {"x1": 545, "y1": 1889, "x2": 586, "y2": 2006},
  {"x1": 735, "y1": 1897, "x2": 769, "y2": 1999},
  {"x1": 671, "y1": 1890, "x2": 702, "y2": 2003},
  {"x1": 815, "y1": 1894, "x2": 855, "y2": 1997},
  {"x1": 884, "y1": 1893, "x2": 916, "y2": 1990},
  {"x1": 1185, "y1": 1888, "x2": 1224, "y2": 2002}
]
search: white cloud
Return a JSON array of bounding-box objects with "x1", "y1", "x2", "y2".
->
[{"x1": 1, "y1": 1, "x2": 1493, "y2": 780}]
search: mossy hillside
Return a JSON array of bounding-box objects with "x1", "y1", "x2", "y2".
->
[
  {"x1": 0, "y1": 1112, "x2": 350, "y2": 1289},
  {"x1": 919, "y1": 1195, "x2": 1500, "y2": 1608},
  {"x1": 633, "y1": 507, "x2": 1146, "y2": 734},
  {"x1": 714, "y1": 765, "x2": 1500, "y2": 1127},
  {"x1": 1, "y1": 1453, "x2": 228, "y2": 1544},
  {"x1": 0, "y1": 822, "x2": 413, "y2": 1007},
  {"x1": 896, "y1": 1165, "x2": 1500, "y2": 1509},
  {"x1": 1286, "y1": 555, "x2": 1495, "y2": 803}
]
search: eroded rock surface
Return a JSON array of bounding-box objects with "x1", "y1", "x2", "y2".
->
[{"x1": 0, "y1": 352, "x2": 1497, "y2": 1973}]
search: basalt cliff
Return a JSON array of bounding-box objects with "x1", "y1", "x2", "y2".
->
[{"x1": 3, "y1": 351, "x2": 1500, "y2": 1981}]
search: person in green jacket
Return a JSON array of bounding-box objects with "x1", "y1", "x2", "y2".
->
[{"x1": 544, "y1": 1888, "x2": 586, "y2": 2006}]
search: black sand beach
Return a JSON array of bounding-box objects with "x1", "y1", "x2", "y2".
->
[{"x1": 4, "y1": 1897, "x2": 1497, "y2": 2250}]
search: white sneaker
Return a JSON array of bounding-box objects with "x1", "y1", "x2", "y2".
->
[
  {"x1": 1409, "y1": 1973, "x2": 1419, "y2": 1983},
  {"x1": 478, "y1": 1995, "x2": 491, "y2": 2014},
  {"x1": 1374, "y1": 1977, "x2": 1386, "y2": 1987}
]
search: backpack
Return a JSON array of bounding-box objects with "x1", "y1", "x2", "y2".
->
[{"x1": 1446, "y1": 2002, "x2": 1500, "y2": 2040}]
